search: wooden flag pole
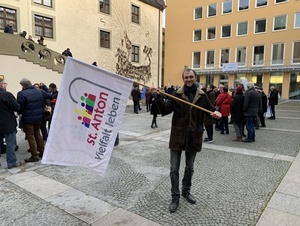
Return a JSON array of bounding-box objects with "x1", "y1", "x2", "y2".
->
[{"x1": 135, "y1": 82, "x2": 214, "y2": 114}]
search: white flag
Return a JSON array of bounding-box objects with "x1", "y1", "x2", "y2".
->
[{"x1": 42, "y1": 57, "x2": 133, "y2": 176}]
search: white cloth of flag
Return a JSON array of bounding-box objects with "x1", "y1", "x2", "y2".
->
[{"x1": 41, "y1": 57, "x2": 133, "y2": 176}]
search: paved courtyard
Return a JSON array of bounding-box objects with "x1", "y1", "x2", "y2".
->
[{"x1": 0, "y1": 100, "x2": 300, "y2": 225}]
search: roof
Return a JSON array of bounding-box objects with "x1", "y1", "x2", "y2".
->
[{"x1": 139, "y1": 0, "x2": 166, "y2": 11}]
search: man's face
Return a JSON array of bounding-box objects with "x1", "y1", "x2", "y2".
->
[
  {"x1": 0, "y1": 81, "x2": 7, "y2": 90},
  {"x1": 183, "y1": 70, "x2": 195, "y2": 87},
  {"x1": 206, "y1": 86, "x2": 211, "y2": 91}
]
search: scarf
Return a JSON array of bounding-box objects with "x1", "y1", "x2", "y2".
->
[{"x1": 183, "y1": 84, "x2": 197, "y2": 103}]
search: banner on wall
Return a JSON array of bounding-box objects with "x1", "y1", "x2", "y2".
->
[{"x1": 41, "y1": 57, "x2": 134, "y2": 176}]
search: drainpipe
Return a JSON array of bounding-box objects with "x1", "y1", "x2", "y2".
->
[{"x1": 157, "y1": 9, "x2": 161, "y2": 88}]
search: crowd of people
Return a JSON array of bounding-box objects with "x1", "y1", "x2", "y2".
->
[{"x1": 0, "y1": 78, "x2": 58, "y2": 168}]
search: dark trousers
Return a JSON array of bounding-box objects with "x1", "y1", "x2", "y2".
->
[
  {"x1": 258, "y1": 112, "x2": 266, "y2": 127},
  {"x1": 40, "y1": 118, "x2": 48, "y2": 141},
  {"x1": 133, "y1": 101, "x2": 139, "y2": 113},
  {"x1": 170, "y1": 150, "x2": 197, "y2": 200},
  {"x1": 245, "y1": 116, "x2": 256, "y2": 141},
  {"x1": 270, "y1": 104, "x2": 276, "y2": 118},
  {"x1": 151, "y1": 114, "x2": 157, "y2": 127},
  {"x1": 204, "y1": 124, "x2": 213, "y2": 139},
  {"x1": 220, "y1": 116, "x2": 229, "y2": 133}
]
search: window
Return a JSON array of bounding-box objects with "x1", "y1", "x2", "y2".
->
[
  {"x1": 255, "y1": 19, "x2": 266, "y2": 33},
  {"x1": 275, "y1": 0, "x2": 287, "y2": 3},
  {"x1": 289, "y1": 72, "x2": 300, "y2": 99},
  {"x1": 208, "y1": 3, "x2": 217, "y2": 17},
  {"x1": 274, "y1": 15, "x2": 287, "y2": 31},
  {"x1": 206, "y1": 50, "x2": 215, "y2": 68},
  {"x1": 222, "y1": 25, "x2": 231, "y2": 38},
  {"x1": 0, "y1": 6, "x2": 17, "y2": 32},
  {"x1": 236, "y1": 47, "x2": 247, "y2": 66},
  {"x1": 193, "y1": 52, "x2": 201, "y2": 68},
  {"x1": 223, "y1": 0, "x2": 232, "y2": 14},
  {"x1": 34, "y1": 0, "x2": 52, "y2": 7},
  {"x1": 100, "y1": 30, "x2": 110, "y2": 48},
  {"x1": 132, "y1": 5, "x2": 139, "y2": 24},
  {"x1": 237, "y1": 21, "x2": 248, "y2": 36},
  {"x1": 292, "y1": 41, "x2": 300, "y2": 64},
  {"x1": 256, "y1": 0, "x2": 268, "y2": 7},
  {"x1": 253, "y1": 45, "x2": 265, "y2": 65},
  {"x1": 131, "y1": 45, "x2": 139, "y2": 62},
  {"x1": 207, "y1": 27, "x2": 216, "y2": 40},
  {"x1": 295, "y1": 12, "x2": 300, "y2": 28},
  {"x1": 238, "y1": 0, "x2": 249, "y2": 11},
  {"x1": 100, "y1": 0, "x2": 110, "y2": 14},
  {"x1": 194, "y1": 7, "x2": 202, "y2": 20},
  {"x1": 34, "y1": 15, "x2": 53, "y2": 38},
  {"x1": 193, "y1": 29, "x2": 202, "y2": 41},
  {"x1": 272, "y1": 43, "x2": 284, "y2": 64},
  {"x1": 220, "y1": 49, "x2": 230, "y2": 67}
]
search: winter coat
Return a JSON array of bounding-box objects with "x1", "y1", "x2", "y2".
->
[
  {"x1": 204, "y1": 90, "x2": 215, "y2": 125},
  {"x1": 261, "y1": 91, "x2": 268, "y2": 113},
  {"x1": 131, "y1": 88, "x2": 141, "y2": 102},
  {"x1": 149, "y1": 94, "x2": 160, "y2": 116},
  {"x1": 243, "y1": 87, "x2": 261, "y2": 117},
  {"x1": 216, "y1": 92, "x2": 232, "y2": 117},
  {"x1": 155, "y1": 87, "x2": 215, "y2": 152},
  {"x1": 230, "y1": 93, "x2": 244, "y2": 123},
  {"x1": 0, "y1": 88, "x2": 20, "y2": 133},
  {"x1": 268, "y1": 89, "x2": 279, "y2": 105},
  {"x1": 17, "y1": 86, "x2": 51, "y2": 124},
  {"x1": 4, "y1": 25, "x2": 13, "y2": 34}
]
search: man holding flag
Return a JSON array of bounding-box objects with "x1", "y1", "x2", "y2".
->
[{"x1": 154, "y1": 69, "x2": 221, "y2": 213}]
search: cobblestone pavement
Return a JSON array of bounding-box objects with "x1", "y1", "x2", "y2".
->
[{"x1": 0, "y1": 100, "x2": 299, "y2": 226}]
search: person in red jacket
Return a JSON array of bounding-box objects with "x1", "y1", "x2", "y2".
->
[{"x1": 216, "y1": 86, "x2": 232, "y2": 134}]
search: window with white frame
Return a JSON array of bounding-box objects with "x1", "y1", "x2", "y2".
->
[
  {"x1": 34, "y1": 0, "x2": 52, "y2": 7},
  {"x1": 131, "y1": 45, "x2": 139, "y2": 62},
  {"x1": 275, "y1": 0, "x2": 287, "y2": 3},
  {"x1": 222, "y1": 0, "x2": 232, "y2": 14},
  {"x1": 256, "y1": 0, "x2": 267, "y2": 7},
  {"x1": 193, "y1": 52, "x2": 201, "y2": 68},
  {"x1": 238, "y1": 0, "x2": 249, "y2": 11},
  {"x1": 295, "y1": 12, "x2": 300, "y2": 28},
  {"x1": 274, "y1": 15, "x2": 287, "y2": 31},
  {"x1": 207, "y1": 27, "x2": 216, "y2": 40},
  {"x1": 208, "y1": 3, "x2": 217, "y2": 17},
  {"x1": 255, "y1": 19, "x2": 266, "y2": 33},
  {"x1": 34, "y1": 14, "x2": 53, "y2": 38},
  {"x1": 253, "y1": 45, "x2": 265, "y2": 65},
  {"x1": 193, "y1": 29, "x2": 202, "y2": 41},
  {"x1": 220, "y1": 49, "x2": 230, "y2": 67},
  {"x1": 206, "y1": 50, "x2": 215, "y2": 68},
  {"x1": 272, "y1": 43, "x2": 284, "y2": 64},
  {"x1": 236, "y1": 47, "x2": 247, "y2": 66},
  {"x1": 194, "y1": 7, "x2": 202, "y2": 20},
  {"x1": 237, "y1": 21, "x2": 248, "y2": 36},
  {"x1": 292, "y1": 41, "x2": 300, "y2": 64},
  {"x1": 222, "y1": 25, "x2": 231, "y2": 38},
  {"x1": 0, "y1": 6, "x2": 17, "y2": 32}
]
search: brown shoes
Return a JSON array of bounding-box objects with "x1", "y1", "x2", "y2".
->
[
  {"x1": 232, "y1": 137, "x2": 242, "y2": 142},
  {"x1": 24, "y1": 157, "x2": 39, "y2": 163}
]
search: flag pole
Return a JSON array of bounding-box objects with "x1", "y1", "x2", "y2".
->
[{"x1": 135, "y1": 82, "x2": 214, "y2": 114}]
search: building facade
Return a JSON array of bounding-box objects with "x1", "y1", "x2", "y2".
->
[
  {"x1": 164, "y1": 0, "x2": 300, "y2": 99},
  {"x1": 0, "y1": 0, "x2": 166, "y2": 96}
]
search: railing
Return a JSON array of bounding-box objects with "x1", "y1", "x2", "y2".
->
[{"x1": 0, "y1": 33, "x2": 65, "y2": 73}]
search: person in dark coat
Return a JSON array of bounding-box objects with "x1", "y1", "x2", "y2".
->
[
  {"x1": 0, "y1": 79, "x2": 21, "y2": 169},
  {"x1": 145, "y1": 87, "x2": 151, "y2": 112},
  {"x1": 149, "y1": 88, "x2": 160, "y2": 128},
  {"x1": 204, "y1": 84, "x2": 216, "y2": 142},
  {"x1": 62, "y1": 48, "x2": 73, "y2": 57},
  {"x1": 131, "y1": 86, "x2": 141, "y2": 114},
  {"x1": 48, "y1": 83, "x2": 59, "y2": 130},
  {"x1": 154, "y1": 69, "x2": 220, "y2": 213},
  {"x1": 4, "y1": 21, "x2": 14, "y2": 34},
  {"x1": 258, "y1": 88, "x2": 267, "y2": 127},
  {"x1": 216, "y1": 86, "x2": 232, "y2": 134},
  {"x1": 17, "y1": 78, "x2": 51, "y2": 162},
  {"x1": 243, "y1": 82, "x2": 261, "y2": 142},
  {"x1": 230, "y1": 85, "x2": 244, "y2": 141},
  {"x1": 268, "y1": 86, "x2": 279, "y2": 119}
]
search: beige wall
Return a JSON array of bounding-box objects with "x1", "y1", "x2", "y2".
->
[
  {"x1": 1, "y1": 0, "x2": 163, "y2": 88},
  {"x1": 164, "y1": 0, "x2": 300, "y2": 93}
]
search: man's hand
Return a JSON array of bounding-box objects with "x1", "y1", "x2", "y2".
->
[{"x1": 210, "y1": 111, "x2": 222, "y2": 119}]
